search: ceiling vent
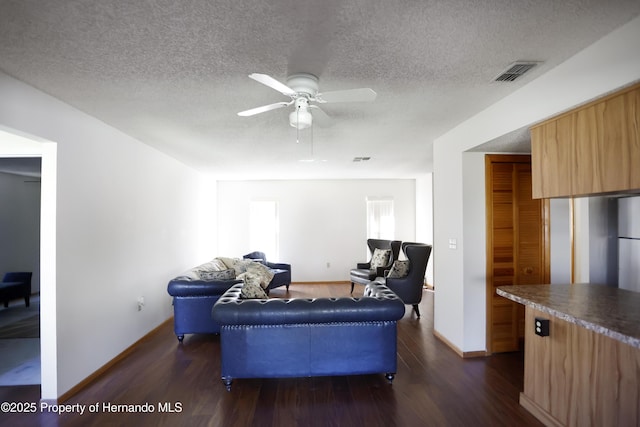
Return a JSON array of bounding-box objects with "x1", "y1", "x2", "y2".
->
[
  {"x1": 353, "y1": 156, "x2": 371, "y2": 162},
  {"x1": 493, "y1": 61, "x2": 540, "y2": 82}
]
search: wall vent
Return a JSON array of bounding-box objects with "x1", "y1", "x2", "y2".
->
[
  {"x1": 493, "y1": 61, "x2": 540, "y2": 82},
  {"x1": 353, "y1": 156, "x2": 371, "y2": 162}
]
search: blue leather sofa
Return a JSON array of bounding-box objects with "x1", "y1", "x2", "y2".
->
[
  {"x1": 167, "y1": 256, "x2": 291, "y2": 342},
  {"x1": 167, "y1": 276, "x2": 240, "y2": 341},
  {"x1": 212, "y1": 281, "x2": 405, "y2": 391}
]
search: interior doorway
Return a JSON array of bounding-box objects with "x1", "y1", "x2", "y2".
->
[
  {"x1": 485, "y1": 154, "x2": 550, "y2": 354},
  {"x1": 0, "y1": 158, "x2": 41, "y2": 385},
  {"x1": 0, "y1": 127, "x2": 57, "y2": 400}
]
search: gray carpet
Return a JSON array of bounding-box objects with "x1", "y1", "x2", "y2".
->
[
  {"x1": 0, "y1": 314, "x2": 39, "y2": 339},
  {"x1": 0, "y1": 339, "x2": 40, "y2": 385},
  {"x1": 0, "y1": 296, "x2": 40, "y2": 385}
]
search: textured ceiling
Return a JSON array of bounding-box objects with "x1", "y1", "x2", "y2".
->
[{"x1": 1, "y1": 0, "x2": 639, "y2": 179}]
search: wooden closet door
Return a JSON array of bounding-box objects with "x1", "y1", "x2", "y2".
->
[{"x1": 486, "y1": 155, "x2": 549, "y2": 354}]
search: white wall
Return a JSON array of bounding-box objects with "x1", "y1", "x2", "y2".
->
[
  {"x1": 217, "y1": 179, "x2": 416, "y2": 282},
  {"x1": 416, "y1": 174, "x2": 434, "y2": 284},
  {"x1": 461, "y1": 153, "x2": 487, "y2": 351},
  {"x1": 433, "y1": 15, "x2": 640, "y2": 353},
  {"x1": 0, "y1": 73, "x2": 214, "y2": 399},
  {"x1": 0, "y1": 171, "x2": 41, "y2": 292}
]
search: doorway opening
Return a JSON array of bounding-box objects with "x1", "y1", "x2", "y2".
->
[
  {"x1": 485, "y1": 154, "x2": 550, "y2": 354},
  {"x1": 0, "y1": 127, "x2": 57, "y2": 400},
  {"x1": 0, "y1": 157, "x2": 41, "y2": 386}
]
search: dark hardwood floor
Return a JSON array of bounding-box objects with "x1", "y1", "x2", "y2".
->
[{"x1": 0, "y1": 283, "x2": 542, "y2": 426}]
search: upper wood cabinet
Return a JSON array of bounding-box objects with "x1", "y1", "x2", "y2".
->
[
  {"x1": 531, "y1": 115, "x2": 574, "y2": 198},
  {"x1": 531, "y1": 83, "x2": 640, "y2": 199}
]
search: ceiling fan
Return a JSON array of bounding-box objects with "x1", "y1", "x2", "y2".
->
[{"x1": 237, "y1": 73, "x2": 377, "y2": 129}]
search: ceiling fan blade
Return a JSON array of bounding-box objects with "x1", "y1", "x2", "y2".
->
[
  {"x1": 316, "y1": 88, "x2": 377, "y2": 103},
  {"x1": 237, "y1": 101, "x2": 291, "y2": 117},
  {"x1": 309, "y1": 105, "x2": 332, "y2": 126},
  {"x1": 248, "y1": 73, "x2": 297, "y2": 96}
]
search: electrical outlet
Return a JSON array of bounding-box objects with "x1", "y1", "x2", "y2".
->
[
  {"x1": 534, "y1": 317, "x2": 549, "y2": 337},
  {"x1": 137, "y1": 296, "x2": 145, "y2": 311}
]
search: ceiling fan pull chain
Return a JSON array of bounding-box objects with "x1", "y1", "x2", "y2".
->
[{"x1": 296, "y1": 106, "x2": 300, "y2": 143}]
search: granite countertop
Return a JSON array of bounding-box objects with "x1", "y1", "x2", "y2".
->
[{"x1": 497, "y1": 284, "x2": 640, "y2": 349}]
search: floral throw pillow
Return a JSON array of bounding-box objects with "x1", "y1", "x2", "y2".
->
[
  {"x1": 239, "y1": 273, "x2": 269, "y2": 299},
  {"x1": 387, "y1": 260, "x2": 410, "y2": 278},
  {"x1": 245, "y1": 262, "x2": 275, "y2": 289},
  {"x1": 370, "y1": 248, "x2": 391, "y2": 270},
  {"x1": 199, "y1": 268, "x2": 236, "y2": 281}
]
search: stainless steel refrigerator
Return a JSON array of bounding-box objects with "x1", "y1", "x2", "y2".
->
[{"x1": 618, "y1": 196, "x2": 640, "y2": 292}]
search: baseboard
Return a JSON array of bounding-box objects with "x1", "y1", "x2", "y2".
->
[
  {"x1": 519, "y1": 392, "x2": 563, "y2": 427},
  {"x1": 433, "y1": 329, "x2": 488, "y2": 358},
  {"x1": 58, "y1": 317, "x2": 173, "y2": 403},
  {"x1": 462, "y1": 349, "x2": 488, "y2": 358},
  {"x1": 40, "y1": 398, "x2": 57, "y2": 406}
]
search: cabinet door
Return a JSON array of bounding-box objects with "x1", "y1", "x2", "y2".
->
[
  {"x1": 531, "y1": 116, "x2": 573, "y2": 198},
  {"x1": 531, "y1": 83, "x2": 640, "y2": 198},
  {"x1": 621, "y1": 89, "x2": 640, "y2": 190},
  {"x1": 598, "y1": 89, "x2": 640, "y2": 193},
  {"x1": 573, "y1": 104, "x2": 600, "y2": 195},
  {"x1": 573, "y1": 89, "x2": 640, "y2": 195}
]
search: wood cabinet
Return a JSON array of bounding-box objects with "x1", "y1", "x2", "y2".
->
[
  {"x1": 531, "y1": 82, "x2": 640, "y2": 199},
  {"x1": 522, "y1": 306, "x2": 640, "y2": 427},
  {"x1": 531, "y1": 115, "x2": 574, "y2": 198},
  {"x1": 498, "y1": 284, "x2": 640, "y2": 426}
]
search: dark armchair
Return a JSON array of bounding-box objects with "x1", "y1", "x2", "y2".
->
[
  {"x1": 376, "y1": 243, "x2": 432, "y2": 318},
  {"x1": 0, "y1": 272, "x2": 33, "y2": 308},
  {"x1": 243, "y1": 251, "x2": 292, "y2": 291},
  {"x1": 350, "y1": 239, "x2": 401, "y2": 294}
]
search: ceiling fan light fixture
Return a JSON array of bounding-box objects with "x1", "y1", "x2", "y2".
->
[
  {"x1": 238, "y1": 72, "x2": 376, "y2": 129},
  {"x1": 289, "y1": 109, "x2": 313, "y2": 129}
]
